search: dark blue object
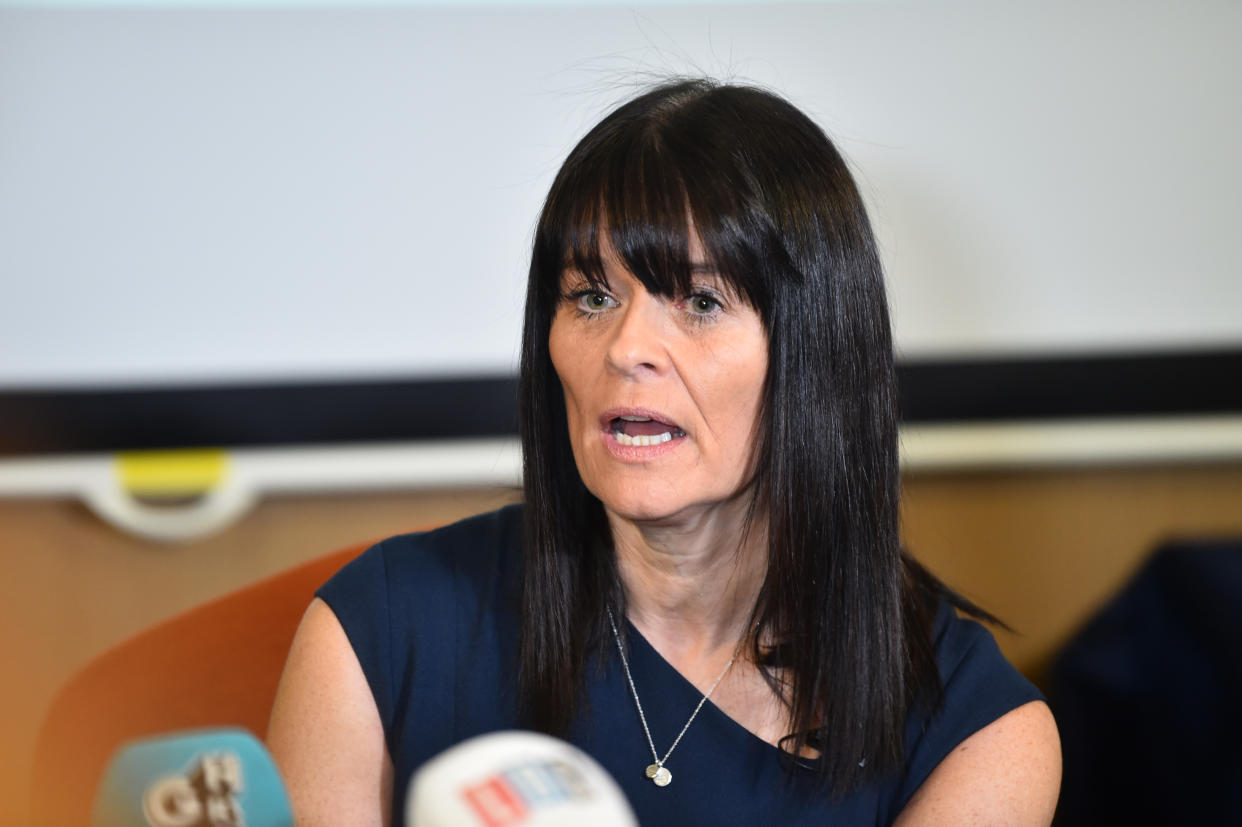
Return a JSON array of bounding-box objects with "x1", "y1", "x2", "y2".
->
[{"x1": 1050, "y1": 539, "x2": 1242, "y2": 826}]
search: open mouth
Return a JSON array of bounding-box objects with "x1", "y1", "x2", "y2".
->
[{"x1": 609, "y1": 415, "x2": 687, "y2": 447}]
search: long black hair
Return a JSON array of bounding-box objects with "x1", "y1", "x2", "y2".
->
[{"x1": 518, "y1": 78, "x2": 958, "y2": 795}]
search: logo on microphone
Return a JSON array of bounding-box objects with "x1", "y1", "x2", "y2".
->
[
  {"x1": 142, "y1": 751, "x2": 246, "y2": 827},
  {"x1": 461, "y1": 758, "x2": 594, "y2": 827}
]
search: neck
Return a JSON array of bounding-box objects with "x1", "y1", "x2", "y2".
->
[{"x1": 608, "y1": 501, "x2": 766, "y2": 660}]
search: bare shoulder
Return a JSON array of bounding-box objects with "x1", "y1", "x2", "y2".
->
[
  {"x1": 267, "y1": 597, "x2": 393, "y2": 827},
  {"x1": 893, "y1": 700, "x2": 1061, "y2": 827}
]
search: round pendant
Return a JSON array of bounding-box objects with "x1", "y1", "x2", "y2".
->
[
  {"x1": 644, "y1": 764, "x2": 660, "y2": 779},
  {"x1": 652, "y1": 766, "x2": 672, "y2": 787}
]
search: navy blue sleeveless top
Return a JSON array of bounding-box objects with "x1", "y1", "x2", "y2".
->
[{"x1": 317, "y1": 504, "x2": 1043, "y2": 826}]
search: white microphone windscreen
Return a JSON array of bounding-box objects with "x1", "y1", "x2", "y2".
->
[{"x1": 406, "y1": 730, "x2": 637, "y2": 827}]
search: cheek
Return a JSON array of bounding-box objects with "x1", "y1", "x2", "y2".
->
[
  {"x1": 548, "y1": 315, "x2": 585, "y2": 426},
  {"x1": 548, "y1": 312, "x2": 567, "y2": 372},
  {"x1": 548, "y1": 314, "x2": 575, "y2": 387},
  {"x1": 718, "y1": 335, "x2": 768, "y2": 444}
]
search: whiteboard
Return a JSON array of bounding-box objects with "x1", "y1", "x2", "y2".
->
[{"x1": 2, "y1": 1, "x2": 1240, "y2": 391}]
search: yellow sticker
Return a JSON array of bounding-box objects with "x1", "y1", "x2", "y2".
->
[{"x1": 117, "y1": 449, "x2": 229, "y2": 497}]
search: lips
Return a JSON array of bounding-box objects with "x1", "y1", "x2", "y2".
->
[{"x1": 599, "y1": 409, "x2": 687, "y2": 448}]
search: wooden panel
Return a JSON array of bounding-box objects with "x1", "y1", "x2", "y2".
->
[
  {"x1": 5, "y1": 464, "x2": 1242, "y2": 823},
  {"x1": 902, "y1": 463, "x2": 1242, "y2": 686}
]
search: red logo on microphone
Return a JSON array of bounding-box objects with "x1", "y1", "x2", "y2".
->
[{"x1": 460, "y1": 758, "x2": 593, "y2": 827}]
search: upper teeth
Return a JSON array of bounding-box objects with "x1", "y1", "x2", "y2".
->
[{"x1": 620, "y1": 415, "x2": 651, "y2": 421}]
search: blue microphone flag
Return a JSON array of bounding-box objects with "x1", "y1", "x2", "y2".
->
[{"x1": 91, "y1": 728, "x2": 293, "y2": 827}]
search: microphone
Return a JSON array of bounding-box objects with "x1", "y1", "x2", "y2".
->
[
  {"x1": 91, "y1": 728, "x2": 293, "y2": 827},
  {"x1": 406, "y1": 731, "x2": 637, "y2": 827}
]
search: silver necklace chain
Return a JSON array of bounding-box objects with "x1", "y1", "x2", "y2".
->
[{"x1": 606, "y1": 607, "x2": 746, "y2": 788}]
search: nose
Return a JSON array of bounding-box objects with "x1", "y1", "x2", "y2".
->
[{"x1": 605, "y1": 291, "x2": 670, "y2": 378}]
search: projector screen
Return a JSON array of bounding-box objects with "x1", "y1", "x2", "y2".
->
[{"x1": 1, "y1": 1, "x2": 1240, "y2": 453}]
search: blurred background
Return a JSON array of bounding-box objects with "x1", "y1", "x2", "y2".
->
[{"x1": 2, "y1": 1, "x2": 1240, "y2": 824}]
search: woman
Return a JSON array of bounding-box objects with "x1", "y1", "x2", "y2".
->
[{"x1": 268, "y1": 79, "x2": 1060, "y2": 825}]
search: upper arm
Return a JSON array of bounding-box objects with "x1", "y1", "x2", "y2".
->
[
  {"x1": 892, "y1": 700, "x2": 1061, "y2": 827},
  {"x1": 267, "y1": 597, "x2": 393, "y2": 827}
]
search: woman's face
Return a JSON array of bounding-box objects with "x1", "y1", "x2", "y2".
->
[{"x1": 548, "y1": 234, "x2": 768, "y2": 526}]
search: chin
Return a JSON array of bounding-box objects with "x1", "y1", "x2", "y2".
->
[
  {"x1": 594, "y1": 478, "x2": 760, "y2": 531},
  {"x1": 595, "y1": 487, "x2": 737, "y2": 529},
  {"x1": 585, "y1": 479, "x2": 686, "y2": 524},
  {"x1": 594, "y1": 491, "x2": 680, "y2": 524}
]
